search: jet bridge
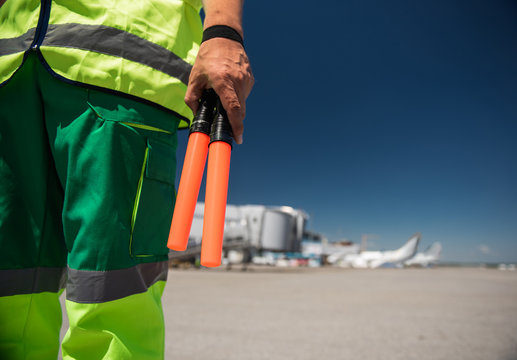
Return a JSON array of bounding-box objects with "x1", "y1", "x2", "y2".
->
[{"x1": 168, "y1": 203, "x2": 308, "y2": 264}]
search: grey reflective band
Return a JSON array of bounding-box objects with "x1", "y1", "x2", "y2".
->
[
  {"x1": 0, "y1": 267, "x2": 66, "y2": 297},
  {"x1": 0, "y1": 24, "x2": 192, "y2": 84},
  {"x1": 66, "y1": 261, "x2": 168, "y2": 303},
  {"x1": 0, "y1": 262, "x2": 168, "y2": 301},
  {"x1": 43, "y1": 24, "x2": 192, "y2": 84},
  {"x1": 0, "y1": 28, "x2": 36, "y2": 56}
]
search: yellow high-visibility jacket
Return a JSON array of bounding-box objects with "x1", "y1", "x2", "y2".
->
[{"x1": 0, "y1": 0, "x2": 203, "y2": 128}]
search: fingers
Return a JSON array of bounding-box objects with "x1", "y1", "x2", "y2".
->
[{"x1": 213, "y1": 83, "x2": 245, "y2": 144}]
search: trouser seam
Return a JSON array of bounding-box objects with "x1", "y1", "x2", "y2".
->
[{"x1": 19, "y1": 58, "x2": 49, "y2": 358}]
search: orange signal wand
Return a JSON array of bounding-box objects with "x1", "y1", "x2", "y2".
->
[
  {"x1": 200, "y1": 99, "x2": 233, "y2": 267},
  {"x1": 168, "y1": 90, "x2": 217, "y2": 251}
]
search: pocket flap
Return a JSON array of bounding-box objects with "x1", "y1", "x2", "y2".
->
[{"x1": 146, "y1": 138, "x2": 176, "y2": 185}]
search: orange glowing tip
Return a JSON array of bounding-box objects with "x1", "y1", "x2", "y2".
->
[
  {"x1": 201, "y1": 99, "x2": 234, "y2": 267},
  {"x1": 167, "y1": 132, "x2": 209, "y2": 250},
  {"x1": 168, "y1": 90, "x2": 217, "y2": 251},
  {"x1": 201, "y1": 141, "x2": 232, "y2": 267}
]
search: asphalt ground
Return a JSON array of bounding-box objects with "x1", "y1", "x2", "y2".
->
[{"x1": 60, "y1": 267, "x2": 517, "y2": 360}]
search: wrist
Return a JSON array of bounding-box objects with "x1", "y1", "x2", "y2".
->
[{"x1": 203, "y1": 9, "x2": 243, "y2": 38}]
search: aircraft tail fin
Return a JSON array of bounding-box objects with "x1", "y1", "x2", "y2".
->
[{"x1": 425, "y1": 242, "x2": 442, "y2": 258}]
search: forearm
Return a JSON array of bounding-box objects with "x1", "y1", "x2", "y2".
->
[{"x1": 202, "y1": 0, "x2": 244, "y2": 37}]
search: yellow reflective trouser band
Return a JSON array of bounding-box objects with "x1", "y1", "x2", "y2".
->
[
  {"x1": 64, "y1": 264, "x2": 168, "y2": 359},
  {"x1": 62, "y1": 281, "x2": 167, "y2": 360},
  {"x1": 0, "y1": 292, "x2": 63, "y2": 360},
  {"x1": 62, "y1": 261, "x2": 168, "y2": 360}
]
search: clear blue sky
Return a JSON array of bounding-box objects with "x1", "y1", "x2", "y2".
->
[{"x1": 178, "y1": 0, "x2": 517, "y2": 263}]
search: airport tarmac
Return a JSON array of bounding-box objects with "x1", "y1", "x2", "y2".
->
[{"x1": 60, "y1": 267, "x2": 517, "y2": 360}]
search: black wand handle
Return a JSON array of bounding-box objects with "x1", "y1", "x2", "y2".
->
[
  {"x1": 190, "y1": 89, "x2": 218, "y2": 136},
  {"x1": 210, "y1": 97, "x2": 234, "y2": 147}
]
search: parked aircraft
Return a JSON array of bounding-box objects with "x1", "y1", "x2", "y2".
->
[
  {"x1": 405, "y1": 242, "x2": 441, "y2": 267},
  {"x1": 327, "y1": 233, "x2": 421, "y2": 268}
]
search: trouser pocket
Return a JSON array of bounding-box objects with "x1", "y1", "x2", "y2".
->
[
  {"x1": 130, "y1": 137, "x2": 177, "y2": 257},
  {"x1": 55, "y1": 99, "x2": 179, "y2": 265}
]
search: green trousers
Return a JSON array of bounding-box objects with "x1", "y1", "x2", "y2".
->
[{"x1": 0, "y1": 51, "x2": 179, "y2": 359}]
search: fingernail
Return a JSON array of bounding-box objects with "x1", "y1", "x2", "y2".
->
[{"x1": 235, "y1": 135, "x2": 243, "y2": 144}]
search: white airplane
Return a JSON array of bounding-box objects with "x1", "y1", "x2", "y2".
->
[
  {"x1": 327, "y1": 233, "x2": 421, "y2": 269},
  {"x1": 405, "y1": 242, "x2": 442, "y2": 267}
]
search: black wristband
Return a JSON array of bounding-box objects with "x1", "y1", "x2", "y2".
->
[{"x1": 202, "y1": 25, "x2": 244, "y2": 47}]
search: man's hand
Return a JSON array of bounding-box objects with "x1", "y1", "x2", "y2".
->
[
  {"x1": 184, "y1": 0, "x2": 254, "y2": 145},
  {"x1": 185, "y1": 38, "x2": 253, "y2": 144}
]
